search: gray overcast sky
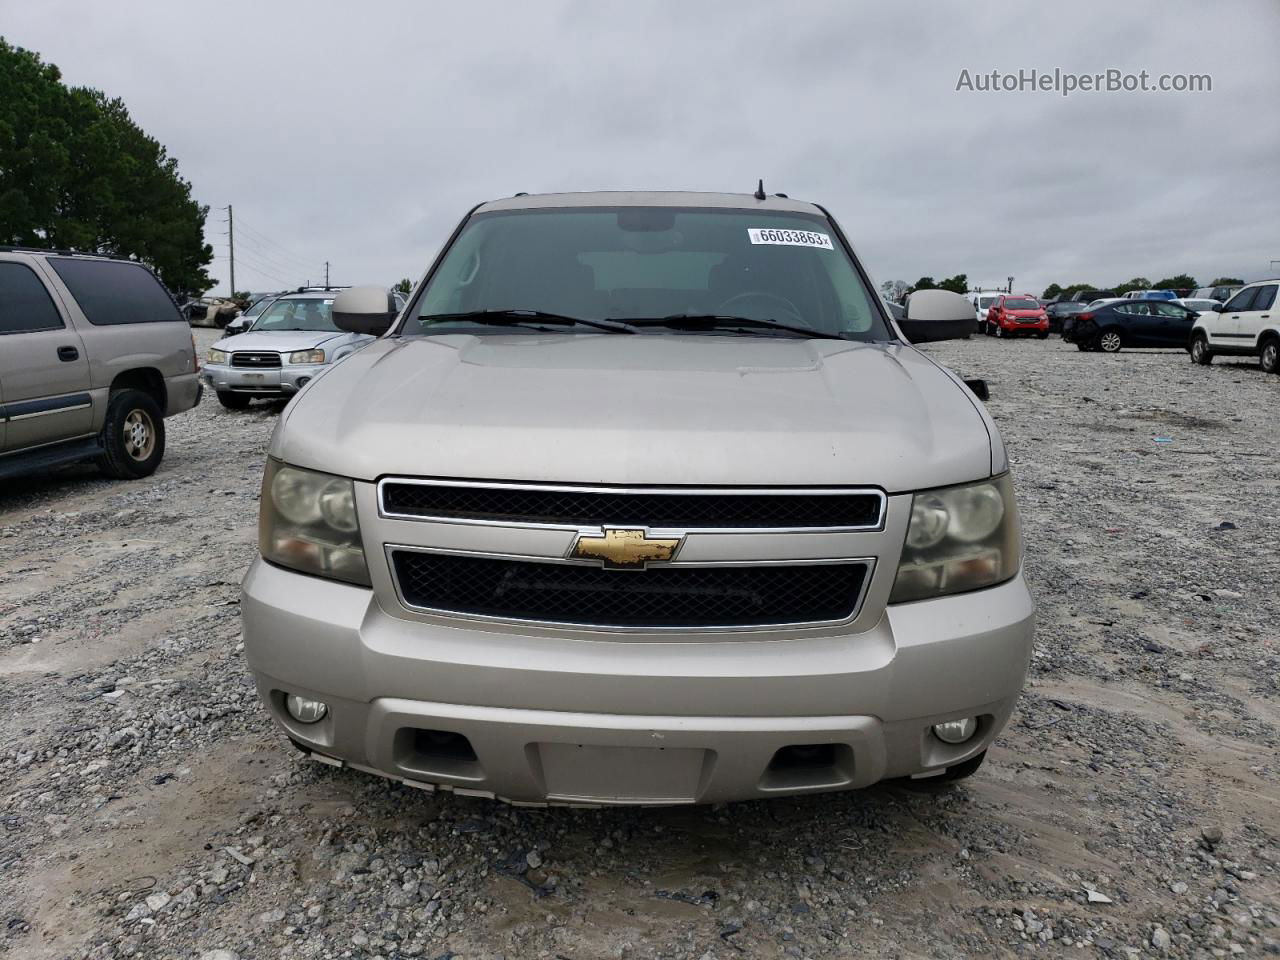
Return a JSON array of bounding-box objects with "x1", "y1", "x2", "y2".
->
[{"x1": 3, "y1": 0, "x2": 1277, "y2": 296}]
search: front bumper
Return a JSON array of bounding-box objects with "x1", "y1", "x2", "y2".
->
[
  {"x1": 201, "y1": 362, "x2": 325, "y2": 396},
  {"x1": 999, "y1": 318, "x2": 1049, "y2": 334},
  {"x1": 241, "y1": 559, "x2": 1035, "y2": 805}
]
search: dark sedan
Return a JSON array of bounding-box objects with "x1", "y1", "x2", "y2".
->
[
  {"x1": 1045, "y1": 300, "x2": 1086, "y2": 333},
  {"x1": 1063, "y1": 299, "x2": 1198, "y2": 353}
]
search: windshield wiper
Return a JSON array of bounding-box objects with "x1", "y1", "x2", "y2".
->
[
  {"x1": 419, "y1": 309, "x2": 634, "y2": 334},
  {"x1": 625, "y1": 314, "x2": 848, "y2": 340}
]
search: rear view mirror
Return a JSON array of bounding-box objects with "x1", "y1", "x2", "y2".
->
[
  {"x1": 900, "y1": 289, "x2": 976, "y2": 343},
  {"x1": 333, "y1": 286, "x2": 398, "y2": 336},
  {"x1": 1211, "y1": 303, "x2": 1224, "y2": 312}
]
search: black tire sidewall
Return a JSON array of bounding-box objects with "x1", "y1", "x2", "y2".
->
[
  {"x1": 1261, "y1": 339, "x2": 1279, "y2": 374},
  {"x1": 98, "y1": 389, "x2": 165, "y2": 479},
  {"x1": 1191, "y1": 335, "x2": 1211, "y2": 364}
]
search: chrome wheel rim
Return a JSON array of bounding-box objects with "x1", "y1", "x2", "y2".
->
[
  {"x1": 1100, "y1": 332, "x2": 1121, "y2": 352},
  {"x1": 1263, "y1": 343, "x2": 1278, "y2": 371},
  {"x1": 122, "y1": 409, "x2": 156, "y2": 461}
]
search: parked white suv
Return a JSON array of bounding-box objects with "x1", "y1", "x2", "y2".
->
[{"x1": 1190, "y1": 279, "x2": 1279, "y2": 373}]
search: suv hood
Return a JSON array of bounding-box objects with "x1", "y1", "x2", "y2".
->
[
  {"x1": 213, "y1": 330, "x2": 345, "y2": 353},
  {"x1": 273, "y1": 335, "x2": 996, "y2": 492}
]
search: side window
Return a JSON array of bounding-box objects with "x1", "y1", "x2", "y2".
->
[
  {"x1": 0, "y1": 262, "x2": 65, "y2": 334},
  {"x1": 1223, "y1": 287, "x2": 1257, "y2": 312},
  {"x1": 1251, "y1": 285, "x2": 1277, "y2": 311},
  {"x1": 47, "y1": 258, "x2": 182, "y2": 325}
]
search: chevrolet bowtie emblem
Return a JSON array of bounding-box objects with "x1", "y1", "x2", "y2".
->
[{"x1": 568, "y1": 527, "x2": 683, "y2": 570}]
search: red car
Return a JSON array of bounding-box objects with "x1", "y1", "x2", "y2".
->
[{"x1": 984, "y1": 295, "x2": 1049, "y2": 339}]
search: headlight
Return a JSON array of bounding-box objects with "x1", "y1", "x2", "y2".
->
[
  {"x1": 208, "y1": 348, "x2": 228, "y2": 364},
  {"x1": 889, "y1": 474, "x2": 1020, "y2": 604},
  {"x1": 288, "y1": 349, "x2": 326, "y2": 365},
  {"x1": 259, "y1": 460, "x2": 370, "y2": 586}
]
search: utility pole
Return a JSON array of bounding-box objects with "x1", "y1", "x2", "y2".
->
[
  {"x1": 324, "y1": 261, "x2": 330, "y2": 288},
  {"x1": 226, "y1": 205, "x2": 236, "y2": 298},
  {"x1": 1007, "y1": 276, "x2": 1014, "y2": 294}
]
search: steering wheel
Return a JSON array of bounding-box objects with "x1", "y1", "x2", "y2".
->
[{"x1": 715, "y1": 291, "x2": 804, "y2": 324}]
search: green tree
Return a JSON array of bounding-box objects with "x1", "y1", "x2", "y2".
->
[
  {"x1": 1041, "y1": 283, "x2": 1062, "y2": 300},
  {"x1": 1059, "y1": 282, "x2": 1095, "y2": 299},
  {"x1": 1113, "y1": 276, "x2": 1152, "y2": 295},
  {"x1": 1153, "y1": 274, "x2": 1197, "y2": 291},
  {"x1": 1208, "y1": 277, "x2": 1243, "y2": 286},
  {"x1": 937, "y1": 273, "x2": 968, "y2": 295},
  {"x1": 911, "y1": 277, "x2": 936, "y2": 292},
  {"x1": 394, "y1": 277, "x2": 413, "y2": 295},
  {"x1": 0, "y1": 39, "x2": 214, "y2": 297}
]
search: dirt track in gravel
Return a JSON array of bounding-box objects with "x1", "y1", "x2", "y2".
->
[{"x1": 1, "y1": 330, "x2": 1276, "y2": 959}]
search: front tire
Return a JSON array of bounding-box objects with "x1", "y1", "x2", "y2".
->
[
  {"x1": 1036, "y1": 332, "x2": 1049, "y2": 340},
  {"x1": 1261, "y1": 338, "x2": 1280, "y2": 374},
  {"x1": 1098, "y1": 330, "x2": 1123, "y2": 353},
  {"x1": 217, "y1": 390, "x2": 252, "y2": 410},
  {"x1": 995, "y1": 324, "x2": 1005, "y2": 339},
  {"x1": 1190, "y1": 334, "x2": 1213, "y2": 365},
  {"x1": 97, "y1": 389, "x2": 165, "y2": 480}
]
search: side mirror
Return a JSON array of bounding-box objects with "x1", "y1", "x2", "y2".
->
[
  {"x1": 899, "y1": 289, "x2": 976, "y2": 343},
  {"x1": 1211, "y1": 303, "x2": 1224, "y2": 312},
  {"x1": 333, "y1": 286, "x2": 398, "y2": 336}
]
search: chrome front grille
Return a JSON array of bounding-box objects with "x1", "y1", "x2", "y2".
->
[
  {"x1": 378, "y1": 479, "x2": 886, "y2": 531},
  {"x1": 231, "y1": 351, "x2": 282, "y2": 368},
  {"x1": 371, "y1": 479, "x2": 890, "y2": 633},
  {"x1": 390, "y1": 549, "x2": 872, "y2": 629}
]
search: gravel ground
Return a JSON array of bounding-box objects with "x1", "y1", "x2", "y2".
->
[{"x1": 1, "y1": 330, "x2": 1277, "y2": 960}]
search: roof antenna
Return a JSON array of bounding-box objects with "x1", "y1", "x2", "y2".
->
[{"x1": 753, "y1": 179, "x2": 766, "y2": 201}]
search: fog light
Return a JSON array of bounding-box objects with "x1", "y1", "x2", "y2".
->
[
  {"x1": 933, "y1": 717, "x2": 978, "y2": 744},
  {"x1": 285, "y1": 694, "x2": 327, "y2": 724}
]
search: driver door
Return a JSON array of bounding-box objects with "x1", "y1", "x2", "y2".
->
[{"x1": 1216, "y1": 286, "x2": 1257, "y2": 343}]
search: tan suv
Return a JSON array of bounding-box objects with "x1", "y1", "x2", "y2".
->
[
  {"x1": 241, "y1": 191, "x2": 1034, "y2": 806},
  {"x1": 0, "y1": 247, "x2": 202, "y2": 481}
]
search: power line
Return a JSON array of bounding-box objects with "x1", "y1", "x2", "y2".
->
[
  {"x1": 229, "y1": 233, "x2": 320, "y2": 279},
  {"x1": 234, "y1": 219, "x2": 319, "y2": 270}
]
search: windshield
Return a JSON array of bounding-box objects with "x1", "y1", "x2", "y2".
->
[
  {"x1": 250, "y1": 297, "x2": 337, "y2": 332},
  {"x1": 404, "y1": 207, "x2": 890, "y2": 340},
  {"x1": 978, "y1": 297, "x2": 996, "y2": 308},
  {"x1": 1004, "y1": 297, "x2": 1039, "y2": 310},
  {"x1": 1058, "y1": 302, "x2": 1085, "y2": 312},
  {"x1": 243, "y1": 297, "x2": 274, "y2": 319}
]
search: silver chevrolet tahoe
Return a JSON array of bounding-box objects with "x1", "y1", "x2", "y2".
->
[
  {"x1": 242, "y1": 191, "x2": 1034, "y2": 806},
  {"x1": 0, "y1": 248, "x2": 201, "y2": 481}
]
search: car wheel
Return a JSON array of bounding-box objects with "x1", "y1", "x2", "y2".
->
[
  {"x1": 1099, "y1": 330, "x2": 1123, "y2": 353},
  {"x1": 97, "y1": 389, "x2": 165, "y2": 480},
  {"x1": 995, "y1": 324, "x2": 1004, "y2": 339},
  {"x1": 1261, "y1": 338, "x2": 1280, "y2": 374},
  {"x1": 898, "y1": 750, "x2": 987, "y2": 790},
  {"x1": 217, "y1": 390, "x2": 253, "y2": 410},
  {"x1": 1036, "y1": 332, "x2": 1049, "y2": 339},
  {"x1": 1190, "y1": 334, "x2": 1213, "y2": 365}
]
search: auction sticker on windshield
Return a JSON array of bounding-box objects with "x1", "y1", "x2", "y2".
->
[{"x1": 748, "y1": 228, "x2": 834, "y2": 250}]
